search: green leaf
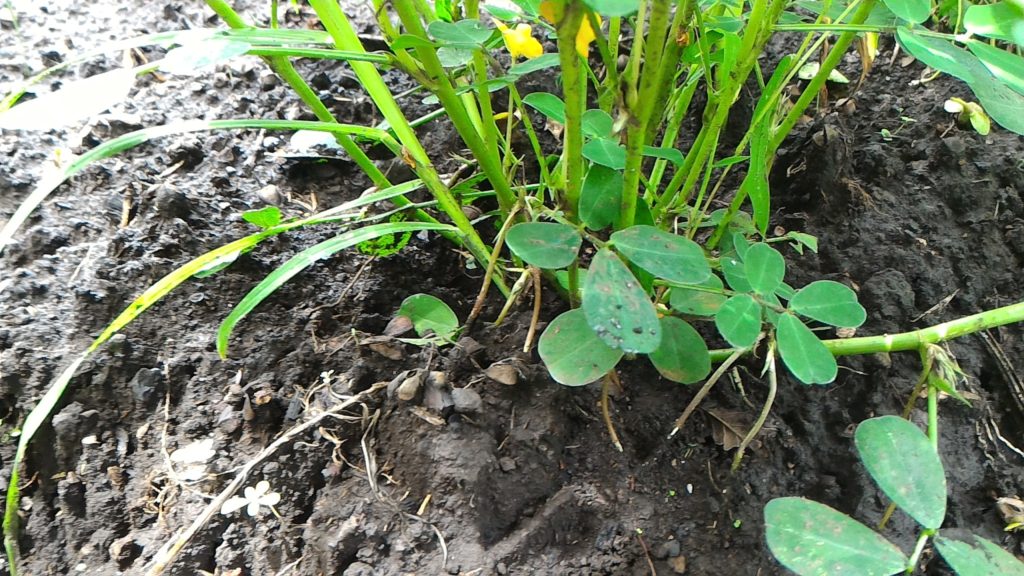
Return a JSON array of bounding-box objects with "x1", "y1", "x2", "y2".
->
[
  {"x1": 641, "y1": 145, "x2": 685, "y2": 165},
  {"x1": 712, "y1": 155, "x2": 750, "y2": 169},
  {"x1": 788, "y1": 231, "x2": 819, "y2": 254},
  {"x1": 427, "y1": 19, "x2": 492, "y2": 45},
  {"x1": 397, "y1": 294, "x2": 460, "y2": 341},
  {"x1": 579, "y1": 165, "x2": 623, "y2": 230},
  {"x1": 934, "y1": 534, "x2": 1024, "y2": 575},
  {"x1": 505, "y1": 222, "x2": 582, "y2": 269},
  {"x1": 744, "y1": 243, "x2": 786, "y2": 296},
  {"x1": 610, "y1": 225, "x2": 711, "y2": 284},
  {"x1": 648, "y1": 317, "x2": 711, "y2": 384},
  {"x1": 775, "y1": 281, "x2": 797, "y2": 301},
  {"x1": 721, "y1": 253, "x2": 753, "y2": 292},
  {"x1": 882, "y1": 0, "x2": 931, "y2": 23},
  {"x1": 509, "y1": 0, "x2": 542, "y2": 16},
  {"x1": 218, "y1": 222, "x2": 456, "y2": 356},
  {"x1": 539, "y1": 309, "x2": 624, "y2": 386},
  {"x1": 435, "y1": 0, "x2": 454, "y2": 21},
  {"x1": 242, "y1": 206, "x2": 282, "y2": 229},
  {"x1": 583, "y1": 138, "x2": 627, "y2": 170},
  {"x1": 776, "y1": 314, "x2": 837, "y2": 384},
  {"x1": 582, "y1": 108, "x2": 614, "y2": 139},
  {"x1": 391, "y1": 34, "x2": 437, "y2": 50},
  {"x1": 583, "y1": 248, "x2": 661, "y2": 354},
  {"x1": 0, "y1": 67, "x2": 136, "y2": 130},
  {"x1": 508, "y1": 53, "x2": 561, "y2": 77},
  {"x1": 963, "y1": 1, "x2": 1024, "y2": 44},
  {"x1": 437, "y1": 46, "x2": 475, "y2": 67},
  {"x1": 193, "y1": 250, "x2": 241, "y2": 278},
  {"x1": 855, "y1": 416, "x2": 947, "y2": 530},
  {"x1": 523, "y1": 91, "x2": 566, "y2": 124},
  {"x1": 160, "y1": 38, "x2": 252, "y2": 75},
  {"x1": 765, "y1": 498, "x2": 909, "y2": 575},
  {"x1": 670, "y1": 274, "x2": 728, "y2": 317},
  {"x1": 790, "y1": 280, "x2": 866, "y2": 328},
  {"x1": 582, "y1": 0, "x2": 641, "y2": 17},
  {"x1": 715, "y1": 294, "x2": 763, "y2": 348},
  {"x1": 967, "y1": 60, "x2": 1024, "y2": 135},
  {"x1": 896, "y1": 27, "x2": 977, "y2": 84}
]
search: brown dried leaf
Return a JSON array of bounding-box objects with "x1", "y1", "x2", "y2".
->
[
  {"x1": 408, "y1": 405, "x2": 446, "y2": 426},
  {"x1": 705, "y1": 408, "x2": 756, "y2": 451},
  {"x1": 997, "y1": 496, "x2": 1024, "y2": 525},
  {"x1": 384, "y1": 314, "x2": 414, "y2": 337},
  {"x1": 485, "y1": 363, "x2": 518, "y2": 386}
]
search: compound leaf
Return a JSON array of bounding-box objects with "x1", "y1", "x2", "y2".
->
[
  {"x1": 934, "y1": 534, "x2": 1024, "y2": 575},
  {"x1": 790, "y1": 280, "x2": 866, "y2": 328},
  {"x1": 648, "y1": 316, "x2": 711, "y2": 384},
  {"x1": 776, "y1": 314, "x2": 836, "y2": 384},
  {"x1": 583, "y1": 248, "x2": 661, "y2": 353},
  {"x1": 539, "y1": 309, "x2": 623, "y2": 386},
  {"x1": 611, "y1": 225, "x2": 711, "y2": 284},
  {"x1": 506, "y1": 222, "x2": 581, "y2": 269},
  {"x1": 715, "y1": 294, "x2": 762, "y2": 348},
  {"x1": 765, "y1": 497, "x2": 908, "y2": 575},
  {"x1": 744, "y1": 243, "x2": 786, "y2": 296},
  {"x1": 855, "y1": 416, "x2": 947, "y2": 530}
]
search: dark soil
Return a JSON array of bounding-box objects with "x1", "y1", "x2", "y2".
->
[{"x1": 2, "y1": 2, "x2": 1023, "y2": 575}]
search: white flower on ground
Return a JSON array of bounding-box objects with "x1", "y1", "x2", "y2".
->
[{"x1": 221, "y1": 480, "x2": 281, "y2": 517}]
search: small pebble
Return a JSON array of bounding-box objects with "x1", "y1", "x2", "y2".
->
[
  {"x1": 451, "y1": 387, "x2": 482, "y2": 414},
  {"x1": 259, "y1": 71, "x2": 279, "y2": 90},
  {"x1": 498, "y1": 457, "x2": 517, "y2": 472},
  {"x1": 154, "y1": 187, "x2": 192, "y2": 219}
]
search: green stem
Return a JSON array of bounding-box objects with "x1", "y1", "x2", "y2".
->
[
  {"x1": 308, "y1": 0, "x2": 505, "y2": 295},
  {"x1": 708, "y1": 300, "x2": 1024, "y2": 362},
  {"x1": 770, "y1": 0, "x2": 877, "y2": 152},
  {"x1": 205, "y1": 0, "x2": 391, "y2": 189},
  {"x1": 620, "y1": 0, "x2": 672, "y2": 230},
  {"x1": 557, "y1": 2, "x2": 587, "y2": 218},
  {"x1": 905, "y1": 529, "x2": 935, "y2": 573},
  {"x1": 389, "y1": 0, "x2": 518, "y2": 215}
]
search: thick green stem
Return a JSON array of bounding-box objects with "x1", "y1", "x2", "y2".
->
[
  {"x1": 557, "y1": 2, "x2": 587, "y2": 218},
  {"x1": 389, "y1": 0, "x2": 518, "y2": 214},
  {"x1": 308, "y1": 0, "x2": 505, "y2": 295},
  {"x1": 205, "y1": 0, "x2": 391, "y2": 189},
  {"x1": 620, "y1": 0, "x2": 672, "y2": 230},
  {"x1": 770, "y1": 0, "x2": 877, "y2": 152},
  {"x1": 708, "y1": 300, "x2": 1024, "y2": 362}
]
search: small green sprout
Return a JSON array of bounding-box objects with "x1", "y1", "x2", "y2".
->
[{"x1": 944, "y1": 97, "x2": 991, "y2": 136}]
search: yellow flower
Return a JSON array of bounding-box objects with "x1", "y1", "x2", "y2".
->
[
  {"x1": 539, "y1": 0, "x2": 600, "y2": 58},
  {"x1": 493, "y1": 19, "x2": 543, "y2": 60}
]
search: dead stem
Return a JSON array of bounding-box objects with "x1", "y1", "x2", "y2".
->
[
  {"x1": 523, "y1": 267, "x2": 542, "y2": 353},
  {"x1": 145, "y1": 381, "x2": 387, "y2": 576},
  {"x1": 731, "y1": 344, "x2": 777, "y2": 471},
  {"x1": 669, "y1": 343, "x2": 753, "y2": 438},
  {"x1": 602, "y1": 371, "x2": 624, "y2": 452},
  {"x1": 465, "y1": 206, "x2": 520, "y2": 331}
]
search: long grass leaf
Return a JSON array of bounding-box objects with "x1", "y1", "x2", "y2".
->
[
  {"x1": 217, "y1": 221, "x2": 458, "y2": 356},
  {"x1": 0, "y1": 119, "x2": 400, "y2": 257}
]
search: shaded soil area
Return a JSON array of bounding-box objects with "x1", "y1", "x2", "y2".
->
[{"x1": 2, "y1": 2, "x2": 1024, "y2": 575}]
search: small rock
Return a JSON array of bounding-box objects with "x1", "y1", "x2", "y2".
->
[
  {"x1": 130, "y1": 368, "x2": 163, "y2": 405},
  {"x1": 485, "y1": 363, "x2": 518, "y2": 386},
  {"x1": 654, "y1": 539, "x2": 681, "y2": 559},
  {"x1": 942, "y1": 136, "x2": 966, "y2": 157},
  {"x1": 451, "y1": 387, "x2": 482, "y2": 414},
  {"x1": 496, "y1": 562, "x2": 508, "y2": 575},
  {"x1": 255, "y1": 184, "x2": 282, "y2": 206},
  {"x1": 498, "y1": 457, "x2": 517, "y2": 472},
  {"x1": 259, "y1": 71, "x2": 279, "y2": 90},
  {"x1": 396, "y1": 373, "x2": 422, "y2": 401},
  {"x1": 154, "y1": 187, "x2": 191, "y2": 219},
  {"x1": 669, "y1": 555, "x2": 687, "y2": 574},
  {"x1": 342, "y1": 562, "x2": 374, "y2": 576}
]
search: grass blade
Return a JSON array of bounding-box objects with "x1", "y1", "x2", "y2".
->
[
  {"x1": 217, "y1": 221, "x2": 458, "y2": 356},
  {"x1": 0, "y1": 119, "x2": 399, "y2": 257}
]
